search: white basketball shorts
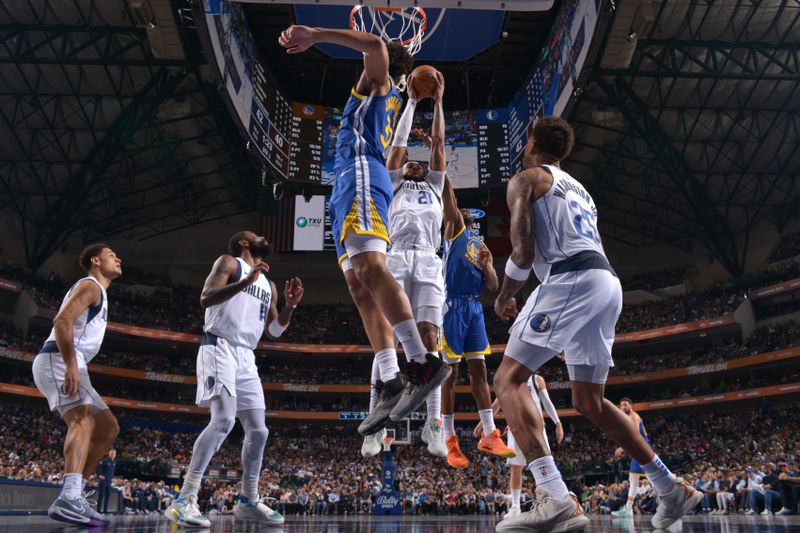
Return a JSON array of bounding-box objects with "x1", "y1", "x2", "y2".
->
[
  {"x1": 507, "y1": 426, "x2": 549, "y2": 467},
  {"x1": 508, "y1": 268, "x2": 622, "y2": 369},
  {"x1": 195, "y1": 334, "x2": 265, "y2": 411},
  {"x1": 387, "y1": 249, "x2": 445, "y2": 327},
  {"x1": 32, "y1": 352, "x2": 109, "y2": 416}
]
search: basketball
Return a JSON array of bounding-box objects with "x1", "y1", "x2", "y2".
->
[{"x1": 409, "y1": 65, "x2": 440, "y2": 99}]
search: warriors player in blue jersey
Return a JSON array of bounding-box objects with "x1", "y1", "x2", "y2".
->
[
  {"x1": 491, "y1": 117, "x2": 702, "y2": 532},
  {"x1": 280, "y1": 25, "x2": 451, "y2": 429},
  {"x1": 167, "y1": 231, "x2": 303, "y2": 527},
  {"x1": 612, "y1": 397, "x2": 649, "y2": 517},
  {"x1": 32, "y1": 244, "x2": 122, "y2": 527}
]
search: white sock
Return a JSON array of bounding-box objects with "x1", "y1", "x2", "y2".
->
[
  {"x1": 179, "y1": 471, "x2": 203, "y2": 500},
  {"x1": 375, "y1": 348, "x2": 400, "y2": 382},
  {"x1": 641, "y1": 455, "x2": 677, "y2": 496},
  {"x1": 369, "y1": 356, "x2": 380, "y2": 411},
  {"x1": 511, "y1": 489, "x2": 521, "y2": 507},
  {"x1": 62, "y1": 473, "x2": 83, "y2": 500},
  {"x1": 426, "y1": 383, "x2": 441, "y2": 420},
  {"x1": 528, "y1": 456, "x2": 568, "y2": 500},
  {"x1": 242, "y1": 479, "x2": 259, "y2": 500},
  {"x1": 478, "y1": 409, "x2": 496, "y2": 438},
  {"x1": 392, "y1": 319, "x2": 426, "y2": 362},
  {"x1": 626, "y1": 473, "x2": 640, "y2": 510},
  {"x1": 442, "y1": 414, "x2": 455, "y2": 439}
]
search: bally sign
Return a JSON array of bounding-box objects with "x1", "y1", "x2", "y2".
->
[{"x1": 293, "y1": 195, "x2": 325, "y2": 251}]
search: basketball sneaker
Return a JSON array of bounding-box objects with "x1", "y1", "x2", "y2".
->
[
  {"x1": 651, "y1": 480, "x2": 704, "y2": 529},
  {"x1": 358, "y1": 375, "x2": 404, "y2": 436},
  {"x1": 445, "y1": 435, "x2": 469, "y2": 469},
  {"x1": 48, "y1": 495, "x2": 109, "y2": 527},
  {"x1": 611, "y1": 507, "x2": 633, "y2": 518},
  {"x1": 361, "y1": 428, "x2": 387, "y2": 458},
  {"x1": 167, "y1": 494, "x2": 211, "y2": 528},
  {"x1": 234, "y1": 495, "x2": 285, "y2": 525},
  {"x1": 503, "y1": 505, "x2": 521, "y2": 520},
  {"x1": 478, "y1": 429, "x2": 517, "y2": 458},
  {"x1": 421, "y1": 417, "x2": 447, "y2": 458},
  {"x1": 495, "y1": 488, "x2": 588, "y2": 532},
  {"x1": 390, "y1": 354, "x2": 451, "y2": 422}
]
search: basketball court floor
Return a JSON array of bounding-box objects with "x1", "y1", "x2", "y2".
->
[{"x1": 2, "y1": 514, "x2": 799, "y2": 532}]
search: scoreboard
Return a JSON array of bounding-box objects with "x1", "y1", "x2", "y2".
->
[
  {"x1": 476, "y1": 108, "x2": 511, "y2": 187},
  {"x1": 289, "y1": 102, "x2": 324, "y2": 182}
]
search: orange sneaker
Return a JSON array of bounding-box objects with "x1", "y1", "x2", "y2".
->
[
  {"x1": 446, "y1": 435, "x2": 469, "y2": 469},
  {"x1": 478, "y1": 428, "x2": 517, "y2": 458}
]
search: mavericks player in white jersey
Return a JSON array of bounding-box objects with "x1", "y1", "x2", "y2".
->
[
  {"x1": 167, "y1": 231, "x2": 303, "y2": 527},
  {"x1": 479, "y1": 374, "x2": 563, "y2": 519},
  {"x1": 492, "y1": 117, "x2": 702, "y2": 532},
  {"x1": 32, "y1": 243, "x2": 122, "y2": 527},
  {"x1": 361, "y1": 73, "x2": 448, "y2": 458}
]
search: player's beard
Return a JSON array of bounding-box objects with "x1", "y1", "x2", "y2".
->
[{"x1": 250, "y1": 239, "x2": 273, "y2": 259}]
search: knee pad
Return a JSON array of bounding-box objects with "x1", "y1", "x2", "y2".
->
[{"x1": 247, "y1": 426, "x2": 269, "y2": 447}]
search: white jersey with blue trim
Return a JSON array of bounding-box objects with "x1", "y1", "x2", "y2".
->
[
  {"x1": 203, "y1": 257, "x2": 273, "y2": 350},
  {"x1": 388, "y1": 169, "x2": 445, "y2": 251},
  {"x1": 44, "y1": 275, "x2": 108, "y2": 368},
  {"x1": 532, "y1": 164, "x2": 608, "y2": 282}
]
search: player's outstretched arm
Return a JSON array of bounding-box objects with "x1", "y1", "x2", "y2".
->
[
  {"x1": 478, "y1": 243, "x2": 499, "y2": 292},
  {"x1": 200, "y1": 255, "x2": 267, "y2": 309},
  {"x1": 429, "y1": 73, "x2": 446, "y2": 173},
  {"x1": 387, "y1": 82, "x2": 422, "y2": 172},
  {"x1": 493, "y1": 169, "x2": 541, "y2": 320},
  {"x1": 53, "y1": 280, "x2": 102, "y2": 397},
  {"x1": 279, "y1": 26, "x2": 389, "y2": 93},
  {"x1": 442, "y1": 175, "x2": 464, "y2": 240},
  {"x1": 266, "y1": 277, "x2": 304, "y2": 339}
]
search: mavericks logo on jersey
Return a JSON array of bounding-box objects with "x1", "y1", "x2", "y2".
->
[{"x1": 530, "y1": 313, "x2": 551, "y2": 333}]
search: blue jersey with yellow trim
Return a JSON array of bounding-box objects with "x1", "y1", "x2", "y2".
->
[
  {"x1": 638, "y1": 418, "x2": 650, "y2": 444},
  {"x1": 334, "y1": 86, "x2": 402, "y2": 171},
  {"x1": 444, "y1": 227, "x2": 485, "y2": 298}
]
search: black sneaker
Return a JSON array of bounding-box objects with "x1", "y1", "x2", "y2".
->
[
  {"x1": 390, "y1": 354, "x2": 451, "y2": 422},
  {"x1": 358, "y1": 374, "x2": 404, "y2": 435}
]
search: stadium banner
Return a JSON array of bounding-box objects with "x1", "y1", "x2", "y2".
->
[
  {"x1": 7, "y1": 344, "x2": 796, "y2": 392},
  {"x1": 0, "y1": 479, "x2": 71, "y2": 515},
  {"x1": 293, "y1": 195, "x2": 326, "y2": 250},
  {"x1": 97, "y1": 315, "x2": 737, "y2": 354},
  {"x1": 0, "y1": 277, "x2": 23, "y2": 293},
  {"x1": 2, "y1": 381, "x2": 798, "y2": 420},
  {"x1": 750, "y1": 276, "x2": 800, "y2": 300}
]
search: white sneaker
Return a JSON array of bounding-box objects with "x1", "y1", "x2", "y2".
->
[
  {"x1": 166, "y1": 494, "x2": 210, "y2": 528},
  {"x1": 234, "y1": 495, "x2": 285, "y2": 525},
  {"x1": 651, "y1": 480, "x2": 704, "y2": 529},
  {"x1": 421, "y1": 418, "x2": 447, "y2": 458},
  {"x1": 612, "y1": 507, "x2": 633, "y2": 518},
  {"x1": 761, "y1": 509, "x2": 772, "y2": 516},
  {"x1": 745, "y1": 509, "x2": 756, "y2": 515},
  {"x1": 503, "y1": 505, "x2": 521, "y2": 520},
  {"x1": 496, "y1": 488, "x2": 588, "y2": 532},
  {"x1": 361, "y1": 428, "x2": 386, "y2": 458},
  {"x1": 776, "y1": 507, "x2": 793, "y2": 515}
]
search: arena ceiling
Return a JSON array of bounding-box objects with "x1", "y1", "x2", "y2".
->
[
  {"x1": 0, "y1": 0, "x2": 798, "y2": 279},
  {"x1": 566, "y1": 0, "x2": 800, "y2": 277}
]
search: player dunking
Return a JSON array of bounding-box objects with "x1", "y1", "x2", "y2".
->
[
  {"x1": 167, "y1": 231, "x2": 303, "y2": 527},
  {"x1": 280, "y1": 26, "x2": 451, "y2": 431},
  {"x1": 612, "y1": 397, "x2": 649, "y2": 517},
  {"x1": 32, "y1": 244, "x2": 122, "y2": 527},
  {"x1": 480, "y1": 374, "x2": 563, "y2": 519},
  {"x1": 492, "y1": 117, "x2": 702, "y2": 531},
  {"x1": 439, "y1": 189, "x2": 515, "y2": 469}
]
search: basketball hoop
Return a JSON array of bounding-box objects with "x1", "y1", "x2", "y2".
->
[{"x1": 350, "y1": 6, "x2": 427, "y2": 56}]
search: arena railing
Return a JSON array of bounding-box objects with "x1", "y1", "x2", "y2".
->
[
  {"x1": 1, "y1": 380, "x2": 797, "y2": 420},
  {"x1": 2, "y1": 344, "x2": 798, "y2": 393}
]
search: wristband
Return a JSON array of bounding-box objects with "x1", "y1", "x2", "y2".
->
[
  {"x1": 504, "y1": 259, "x2": 531, "y2": 281},
  {"x1": 268, "y1": 320, "x2": 288, "y2": 338}
]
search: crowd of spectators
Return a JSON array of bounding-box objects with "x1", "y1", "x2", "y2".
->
[
  {"x1": 3, "y1": 257, "x2": 800, "y2": 345},
  {"x1": 769, "y1": 230, "x2": 800, "y2": 263},
  {"x1": 1, "y1": 400, "x2": 798, "y2": 516},
  {"x1": 619, "y1": 265, "x2": 691, "y2": 291}
]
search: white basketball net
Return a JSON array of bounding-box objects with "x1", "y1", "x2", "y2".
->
[{"x1": 350, "y1": 6, "x2": 427, "y2": 56}]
